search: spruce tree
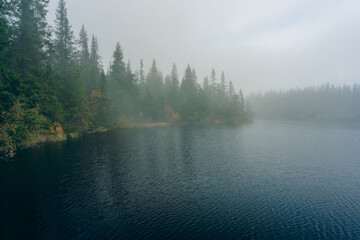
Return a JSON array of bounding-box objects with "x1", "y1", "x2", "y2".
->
[
  {"x1": 53, "y1": 0, "x2": 74, "y2": 75},
  {"x1": 181, "y1": 65, "x2": 197, "y2": 97},
  {"x1": 78, "y1": 25, "x2": 92, "y2": 95},
  {"x1": 180, "y1": 65, "x2": 198, "y2": 120},
  {"x1": 88, "y1": 35, "x2": 101, "y2": 93},
  {"x1": 228, "y1": 81, "x2": 235, "y2": 96},
  {"x1": 13, "y1": 0, "x2": 51, "y2": 75},
  {"x1": 220, "y1": 71, "x2": 227, "y2": 96},
  {"x1": 0, "y1": 0, "x2": 10, "y2": 54},
  {"x1": 78, "y1": 26, "x2": 90, "y2": 72},
  {"x1": 146, "y1": 59, "x2": 163, "y2": 97},
  {"x1": 109, "y1": 42, "x2": 125, "y2": 85},
  {"x1": 0, "y1": 0, "x2": 14, "y2": 113},
  {"x1": 210, "y1": 68, "x2": 217, "y2": 93},
  {"x1": 126, "y1": 60, "x2": 135, "y2": 87},
  {"x1": 139, "y1": 59, "x2": 145, "y2": 86},
  {"x1": 170, "y1": 63, "x2": 179, "y2": 90}
]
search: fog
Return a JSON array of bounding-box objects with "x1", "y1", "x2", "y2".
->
[
  {"x1": 47, "y1": 0, "x2": 360, "y2": 93},
  {"x1": 248, "y1": 84, "x2": 360, "y2": 121}
]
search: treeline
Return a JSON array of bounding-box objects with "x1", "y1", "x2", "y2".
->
[
  {"x1": 0, "y1": 0, "x2": 252, "y2": 158},
  {"x1": 248, "y1": 83, "x2": 360, "y2": 121}
]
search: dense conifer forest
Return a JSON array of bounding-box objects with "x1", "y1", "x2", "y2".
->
[
  {"x1": 0, "y1": 0, "x2": 252, "y2": 158},
  {"x1": 248, "y1": 84, "x2": 360, "y2": 121}
]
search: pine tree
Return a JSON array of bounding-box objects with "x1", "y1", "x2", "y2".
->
[
  {"x1": 53, "y1": 0, "x2": 74, "y2": 75},
  {"x1": 180, "y1": 65, "x2": 198, "y2": 120},
  {"x1": 210, "y1": 68, "x2": 217, "y2": 93},
  {"x1": 13, "y1": 0, "x2": 51, "y2": 75},
  {"x1": 78, "y1": 25, "x2": 91, "y2": 94},
  {"x1": 139, "y1": 59, "x2": 145, "y2": 86},
  {"x1": 0, "y1": 0, "x2": 15, "y2": 113},
  {"x1": 229, "y1": 81, "x2": 235, "y2": 96},
  {"x1": 163, "y1": 74, "x2": 172, "y2": 103},
  {"x1": 52, "y1": 0, "x2": 84, "y2": 113},
  {"x1": 125, "y1": 60, "x2": 136, "y2": 91},
  {"x1": 10, "y1": 0, "x2": 55, "y2": 111},
  {"x1": 78, "y1": 25, "x2": 89, "y2": 71},
  {"x1": 88, "y1": 35, "x2": 101, "y2": 93},
  {"x1": 99, "y1": 69, "x2": 107, "y2": 96},
  {"x1": 92, "y1": 69, "x2": 111, "y2": 128},
  {"x1": 220, "y1": 71, "x2": 227, "y2": 96},
  {"x1": 239, "y1": 89, "x2": 245, "y2": 109},
  {"x1": 109, "y1": 42, "x2": 125, "y2": 85},
  {"x1": 146, "y1": 59, "x2": 163, "y2": 96},
  {"x1": 180, "y1": 65, "x2": 197, "y2": 97},
  {"x1": 168, "y1": 63, "x2": 180, "y2": 110},
  {"x1": 0, "y1": 0, "x2": 10, "y2": 55},
  {"x1": 170, "y1": 63, "x2": 179, "y2": 90}
]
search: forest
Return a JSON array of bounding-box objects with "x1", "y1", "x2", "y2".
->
[
  {"x1": 0, "y1": 0, "x2": 252, "y2": 158},
  {"x1": 248, "y1": 83, "x2": 360, "y2": 122}
]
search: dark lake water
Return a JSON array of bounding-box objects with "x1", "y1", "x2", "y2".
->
[{"x1": 2, "y1": 120, "x2": 360, "y2": 239}]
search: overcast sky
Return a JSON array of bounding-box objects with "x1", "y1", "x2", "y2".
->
[{"x1": 47, "y1": 0, "x2": 360, "y2": 93}]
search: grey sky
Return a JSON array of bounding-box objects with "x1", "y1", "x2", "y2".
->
[{"x1": 47, "y1": 0, "x2": 360, "y2": 93}]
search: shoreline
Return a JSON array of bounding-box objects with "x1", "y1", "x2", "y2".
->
[
  {"x1": 1, "y1": 120, "x2": 250, "y2": 159},
  {"x1": 129, "y1": 122, "x2": 170, "y2": 128}
]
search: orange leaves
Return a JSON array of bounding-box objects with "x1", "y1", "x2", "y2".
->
[
  {"x1": 90, "y1": 90, "x2": 103, "y2": 99},
  {"x1": 165, "y1": 105, "x2": 181, "y2": 123},
  {"x1": 50, "y1": 122, "x2": 64, "y2": 136}
]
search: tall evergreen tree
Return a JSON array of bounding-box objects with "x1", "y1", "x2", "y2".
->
[
  {"x1": 52, "y1": 0, "x2": 84, "y2": 120},
  {"x1": 88, "y1": 35, "x2": 101, "y2": 93},
  {"x1": 0, "y1": 0, "x2": 10, "y2": 54},
  {"x1": 109, "y1": 42, "x2": 125, "y2": 85},
  {"x1": 170, "y1": 63, "x2": 179, "y2": 90},
  {"x1": 0, "y1": 0, "x2": 15, "y2": 113},
  {"x1": 181, "y1": 65, "x2": 197, "y2": 97},
  {"x1": 228, "y1": 81, "x2": 235, "y2": 96},
  {"x1": 99, "y1": 70, "x2": 107, "y2": 96},
  {"x1": 180, "y1": 65, "x2": 198, "y2": 120},
  {"x1": 220, "y1": 71, "x2": 227, "y2": 96},
  {"x1": 164, "y1": 63, "x2": 179, "y2": 110},
  {"x1": 77, "y1": 25, "x2": 91, "y2": 94},
  {"x1": 13, "y1": 0, "x2": 51, "y2": 75},
  {"x1": 239, "y1": 89, "x2": 245, "y2": 109},
  {"x1": 139, "y1": 59, "x2": 145, "y2": 86},
  {"x1": 125, "y1": 60, "x2": 136, "y2": 93},
  {"x1": 146, "y1": 59, "x2": 163, "y2": 97},
  {"x1": 210, "y1": 68, "x2": 217, "y2": 93},
  {"x1": 53, "y1": 0, "x2": 74, "y2": 75},
  {"x1": 78, "y1": 25, "x2": 89, "y2": 70}
]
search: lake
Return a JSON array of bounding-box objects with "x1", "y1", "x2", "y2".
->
[{"x1": 2, "y1": 120, "x2": 360, "y2": 239}]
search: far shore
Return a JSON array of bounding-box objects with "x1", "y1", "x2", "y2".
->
[{"x1": 129, "y1": 122, "x2": 170, "y2": 128}]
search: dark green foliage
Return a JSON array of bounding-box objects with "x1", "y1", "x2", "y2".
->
[
  {"x1": 109, "y1": 42, "x2": 125, "y2": 85},
  {"x1": 53, "y1": 0, "x2": 74, "y2": 74},
  {"x1": 78, "y1": 25, "x2": 91, "y2": 94},
  {"x1": 12, "y1": 0, "x2": 51, "y2": 75},
  {"x1": 0, "y1": 0, "x2": 10, "y2": 54},
  {"x1": 88, "y1": 35, "x2": 101, "y2": 93}
]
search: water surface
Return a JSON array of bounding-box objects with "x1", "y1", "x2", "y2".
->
[{"x1": 2, "y1": 120, "x2": 360, "y2": 239}]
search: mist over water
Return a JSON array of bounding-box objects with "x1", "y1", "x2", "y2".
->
[
  {"x1": 3, "y1": 0, "x2": 360, "y2": 238},
  {"x1": 2, "y1": 121, "x2": 360, "y2": 239}
]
